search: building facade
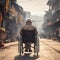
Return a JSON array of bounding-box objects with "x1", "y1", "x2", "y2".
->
[
  {"x1": 43, "y1": 0, "x2": 60, "y2": 39},
  {"x1": 0, "y1": 0, "x2": 24, "y2": 41}
]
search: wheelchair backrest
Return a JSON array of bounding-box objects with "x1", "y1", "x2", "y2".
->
[{"x1": 22, "y1": 29, "x2": 36, "y2": 42}]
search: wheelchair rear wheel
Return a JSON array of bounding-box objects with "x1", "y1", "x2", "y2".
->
[{"x1": 34, "y1": 39, "x2": 39, "y2": 57}]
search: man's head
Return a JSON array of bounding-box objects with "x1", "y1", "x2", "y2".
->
[{"x1": 26, "y1": 18, "x2": 32, "y2": 25}]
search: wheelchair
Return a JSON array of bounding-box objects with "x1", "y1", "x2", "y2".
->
[{"x1": 18, "y1": 30, "x2": 39, "y2": 56}]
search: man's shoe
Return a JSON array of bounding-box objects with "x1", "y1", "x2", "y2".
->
[
  {"x1": 25, "y1": 49, "x2": 28, "y2": 52},
  {"x1": 29, "y1": 49, "x2": 32, "y2": 52}
]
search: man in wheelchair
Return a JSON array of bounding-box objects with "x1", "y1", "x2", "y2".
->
[{"x1": 20, "y1": 18, "x2": 38, "y2": 52}]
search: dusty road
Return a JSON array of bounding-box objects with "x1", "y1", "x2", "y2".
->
[{"x1": 0, "y1": 38, "x2": 60, "y2": 60}]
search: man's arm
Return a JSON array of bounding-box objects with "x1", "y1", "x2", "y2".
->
[
  {"x1": 20, "y1": 28, "x2": 23, "y2": 35},
  {"x1": 34, "y1": 27, "x2": 38, "y2": 35}
]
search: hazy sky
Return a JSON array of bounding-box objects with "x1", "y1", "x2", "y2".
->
[{"x1": 17, "y1": 0, "x2": 49, "y2": 16}]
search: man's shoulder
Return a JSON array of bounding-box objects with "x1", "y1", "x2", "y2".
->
[
  {"x1": 31, "y1": 25, "x2": 36, "y2": 28},
  {"x1": 21, "y1": 25, "x2": 37, "y2": 30}
]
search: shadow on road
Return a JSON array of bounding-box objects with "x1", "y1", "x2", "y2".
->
[{"x1": 14, "y1": 53, "x2": 38, "y2": 60}]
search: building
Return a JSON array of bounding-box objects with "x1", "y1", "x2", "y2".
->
[
  {"x1": 0, "y1": 0, "x2": 24, "y2": 40},
  {"x1": 43, "y1": 0, "x2": 60, "y2": 39}
]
